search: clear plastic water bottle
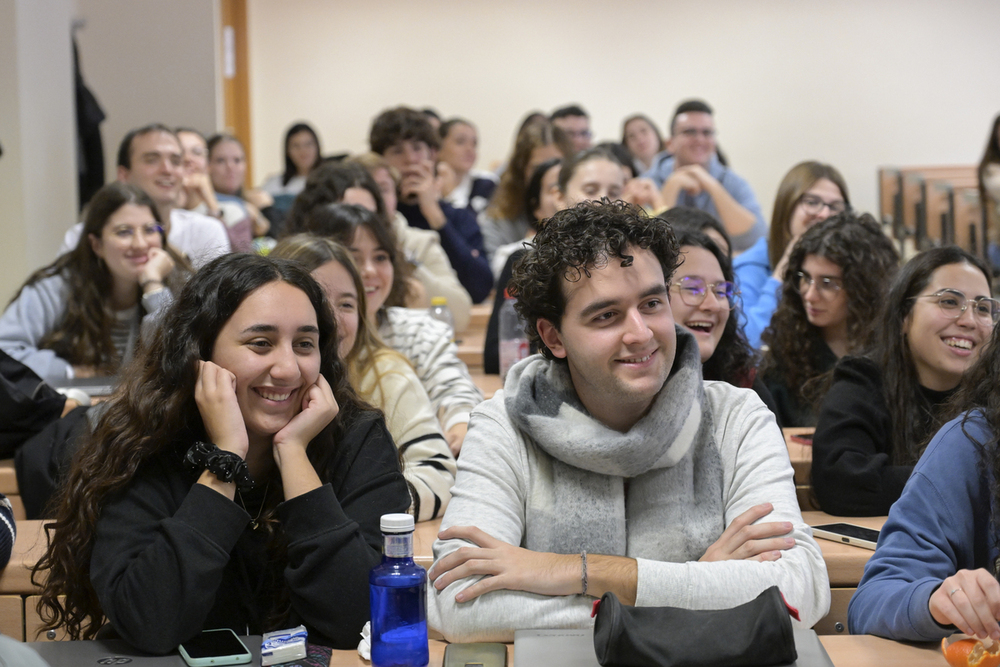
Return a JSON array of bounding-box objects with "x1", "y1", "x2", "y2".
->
[
  {"x1": 428, "y1": 296, "x2": 455, "y2": 342},
  {"x1": 369, "y1": 514, "x2": 428, "y2": 667},
  {"x1": 499, "y1": 289, "x2": 530, "y2": 379}
]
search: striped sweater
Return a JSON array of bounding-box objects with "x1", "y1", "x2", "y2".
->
[
  {"x1": 378, "y1": 308, "x2": 484, "y2": 433},
  {"x1": 357, "y1": 355, "x2": 456, "y2": 521}
]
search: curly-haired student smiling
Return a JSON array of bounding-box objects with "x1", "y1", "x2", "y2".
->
[{"x1": 427, "y1": 200, "x2": 828, "y2": 642}]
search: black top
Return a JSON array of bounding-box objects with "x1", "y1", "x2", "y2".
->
[
  {"x1": 811, "y1": 356, "x2": 953, "y2": 516},
  {"x1": 90, "y1": 411, "x2": 410, "y2": 654},
  {"x1": 762, "y1": 341, "x2": 838, "y2": 428}
]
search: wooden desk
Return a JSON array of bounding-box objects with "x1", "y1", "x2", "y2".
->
[
  {"x1": 325, "y1": 635, "x2": 940, "y2": 666},
  {"x1": 468, "y1": 303, "x2": 491, "y2": 332},
  {"x1": 0, "y1": 520, "x2": 47, "y2": 595},
  {"x1": 414, "y1": 518, "x2": 441, "y2": 570},
  {"x1": 803, "y1": 512, "x2": 885, "y2": 588},
  {"x1": 783, "y1": 427, "x2": 813, "y2": 486},
  {"x1": 804, "y1": 511, "x2": 886, "y2": 635},
  {"x1": 456, "y1": 329, "x2": 485, "y2": 372},
  {"x1": 470, "y1": 373, "x2": 503, "y2": 399}
]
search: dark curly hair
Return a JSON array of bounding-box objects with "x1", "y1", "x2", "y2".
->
[
  {"x1": 368, "y1": 106, "x2": 440, "y2": 156},
  {"x1": 33, "y1": 253, "x2": 371, "y2": 640},
  {"x1": 672, "y1": 229, "x2": 758, "y2": 387},
  {"x1": 871, "y1": 246, "x2": 990, "y2": 465},
  {"x1": 510, "y1": 200, "x2": 680, "y2": 361},
  {"x1": 762, "y1": 212, "x2": 899, "y2": 411}
]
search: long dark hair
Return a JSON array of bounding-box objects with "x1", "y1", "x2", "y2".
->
[
  {"x1": 673, "y1": 230, "x2": 757, "y2": 386},
  {"x1": 10, "y1": 182, "x2": 188, "y2": 374},
  {"x1": 33, "y1": 253, "x2": 368, "y2": 640},
  {"x1": 763, "y1": 212, "x2": 899, "y2": 409},
  {"x1": 873, "y1": 246, "x2": 990, "y2": 465},
  {"x1": 282, "y1": 123, "x2": 322, "y2": 186},
  {"x1": 300, "y1": 203, "x2": 413, "y2": 314}
]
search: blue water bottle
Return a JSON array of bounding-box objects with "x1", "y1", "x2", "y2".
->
[{"x1": 370, "y1": 513, "x2": 429, "y2": 667}]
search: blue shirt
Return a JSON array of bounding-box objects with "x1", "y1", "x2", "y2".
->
[
  {"x1": 643, "y1": 154, "x2": 766, "y2": 252},
  {"x1": 848, "y1": 412, "x2": 996, "y2": 641},
  {"x1": 732, "y1": 236, "x2": 782, "y2": 348}
]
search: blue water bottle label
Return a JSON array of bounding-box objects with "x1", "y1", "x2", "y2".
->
[{"x1": 384, "y1": 532, "x2": 413, "y2": 558}]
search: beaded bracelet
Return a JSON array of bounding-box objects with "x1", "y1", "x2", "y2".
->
[
  {"x1": 581, "y1": 550, "x2": 588, "y2": 596},
  {"x1": 185, "y1": 441, "x2": 255, "y2": 493}
]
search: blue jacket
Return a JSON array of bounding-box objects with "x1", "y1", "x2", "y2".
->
[
  {"x1": 732, "y1": 237, "x2": 781, "y2": 348},
  {"x1": 642, "y1": 154, "x2": 766, "y2": 252},
  {"x1": 847, "y1": 412, "x2": 996, "y2": 640}
]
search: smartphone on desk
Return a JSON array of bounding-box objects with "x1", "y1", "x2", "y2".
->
[
  {"x1": 179, "y1": 629, "x2": 252, "y2": 666},
  {"x1": 812, "y1": 522, "x2": 880, "y2": 550},
  {"x1": 444, "y1": 642, "x2": 508, "y2": 667}
]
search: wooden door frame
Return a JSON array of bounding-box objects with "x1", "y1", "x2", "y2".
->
[{"x1": 220, "y1": 0, "x2": 253, "y2": 185}]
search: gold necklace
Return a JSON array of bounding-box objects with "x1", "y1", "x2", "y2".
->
[{"x1": 237, "y1": 483, "x2": 269, "y2": 530}]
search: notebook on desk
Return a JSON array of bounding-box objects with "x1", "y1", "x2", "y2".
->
[
  {"x1": 28, "y1": 636, "x2": 262, "y2": 667},
  {"x1": 513, "y1": 627, "x2": 834, "y2": 667}
]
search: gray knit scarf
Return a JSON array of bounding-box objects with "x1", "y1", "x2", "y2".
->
[{"x1": 503, "y1": 328, "x2": 724, "y2": 562}]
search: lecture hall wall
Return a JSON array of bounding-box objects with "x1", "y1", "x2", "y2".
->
[
  {"x1": 2, "y1": 0, "x2": 1000, "y2": 305},
  {"x1": 247, "y1": 0, "x2": 1000, "y2": 226}
]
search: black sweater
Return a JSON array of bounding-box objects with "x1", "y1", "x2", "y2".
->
[
  {"x1": 90, "y1": 411, "x2": 410, "y2": 654},
  {"x1": 811, "y1": 356, "x2": 952, "y2": 516}
]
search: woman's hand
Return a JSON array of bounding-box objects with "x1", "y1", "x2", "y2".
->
[
  {"x1": 194, "y1": 360, "x2": 248, "y2": 459},
  {"x1": 272, "y1": 375, "x2": 339, "y2": 458},
  {"x1": 930, "y1": 569, "x2": 1000, "y2": 640},
  {"x1": 140, "y1": 247, "x2": 175, "y2": 292}
]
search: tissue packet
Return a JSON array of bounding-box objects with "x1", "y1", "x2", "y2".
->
[{"x1": 261, "y1": 625, "x2": 308, "y2": 666}]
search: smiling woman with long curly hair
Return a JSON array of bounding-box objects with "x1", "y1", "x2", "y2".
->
[{"x1": 761, "y1": 212, "x2": 899, "y2": 427}]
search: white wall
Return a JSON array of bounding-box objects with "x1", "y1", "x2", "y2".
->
[
  {"x1": 74, "y1": 0, "x2": 222, "y2": 183},
  {"x1": 246, "y1": 0, "x2": 1000, "y2": 223},
  {"x1": 0, "y1": 0, "x2": 78, "y2": 305}
]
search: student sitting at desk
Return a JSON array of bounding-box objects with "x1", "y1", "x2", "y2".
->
[
  {"x1": 849, "y1": 321, "x2": 1000, "y2": 642},
  {"x1": 761, "y1": 213, "x2": 899, "y2": 427},
  {"x1": 812, "y1": 247, "x2": 995, "y2": 516},
  {"x1": 271, "y1": 234, "x2": 456, "y2": 521},
  {"x1": 0, "y1": 182, "x2": 187, "y2": 380},
  {"x1": 33, "y1": 254, "x2": 410, "y2": 652},
  {"x1": 427, "y1": 201, "x2": 829, "y2": 642}
]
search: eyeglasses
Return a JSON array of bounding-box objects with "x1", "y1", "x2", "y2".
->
[
  {"x1": 795, "y1": 272, "x2": 843, "y2": 297},
  {"x1": 913, "y1": 289, "x2": 1000, "y2": 325},
  {"x1": 563, "y1": 129, "x2": 593, "y2": 140},
  {"x1": 671, "y1": 277, "x2": 738, "y2": 310},
  {"x1": 677, "y1": 128, "x2": 715, "y2": 140},
  {"x1": 110, "y1": 224, "x2": 164, "y2": 241},
  {"x1": 798, "y1": 195, "x2": 847, "y2": 216}
]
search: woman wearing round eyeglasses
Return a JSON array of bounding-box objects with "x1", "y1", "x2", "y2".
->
[
  {"x1": 734, "y1": 161, "x2": 850, "y2": 348},
  {"x1": 668, "y1": 229, "x2": 780, "y2": 416},
  {"x1": 0, "y1": 182, "x2": 190, "y2": 381},
  {"x1": 812, "y1": 246, "x2": 995, "y2": 516},
  {"x1": 761, "y1": 213, "x2": 898, "y2": 428}
]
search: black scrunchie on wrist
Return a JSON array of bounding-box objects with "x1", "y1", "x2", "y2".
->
[{"x1": 185, "y1": 441, "x2": 255, "y2": 493}]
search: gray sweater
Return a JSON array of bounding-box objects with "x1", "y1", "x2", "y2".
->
[
  {"x1": 0, "y1": 273, "x2": 170, "y2": 378},
  {"x1": 428, "y1": 356, "x2": 830, "y2": 642}
]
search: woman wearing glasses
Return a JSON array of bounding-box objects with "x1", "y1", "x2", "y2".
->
[
  {"x1": 667, "y1": 228, "x2": 780, "y2": 418},
  {"x1": 761, "y1": 213, "x2": 898, "y2": 428},
  {"x1": 0, "y1": 182, "x2": 189, "y2": 380},
  {"x1": 734, "y1": 161, "x2": 850, "y2": 348},
  {"x1": 812, "y1": 246, "x2": 995, "y2": 516}
]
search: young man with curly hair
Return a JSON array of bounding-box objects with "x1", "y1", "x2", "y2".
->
[
  {"x1": 427, "y1": 200, "x2": 829, "y2": 641},
  {"x1": 369, "y1": 106, "x2": 493, "y2": 303}
]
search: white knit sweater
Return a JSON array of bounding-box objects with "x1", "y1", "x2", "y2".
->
[{"x1": 428, "y1": 371, "x2": 830, "y2": 641}]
